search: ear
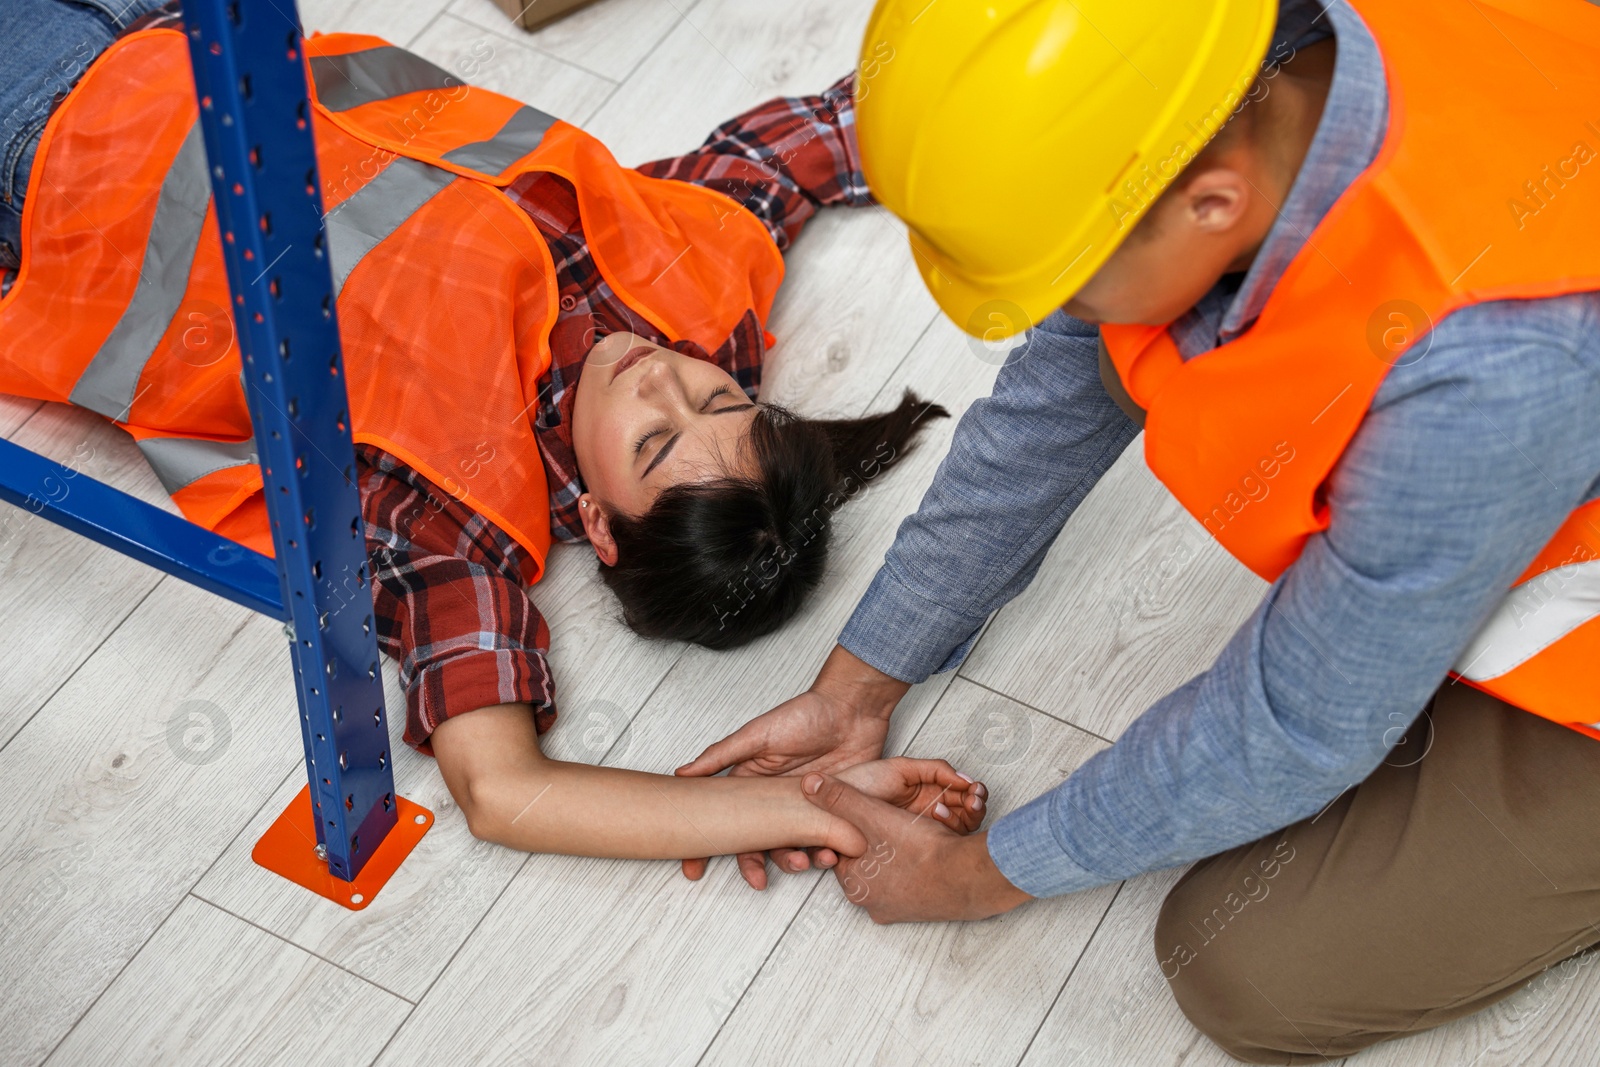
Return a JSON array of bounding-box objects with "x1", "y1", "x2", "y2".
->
[
  {"x1": 579, "y1": 494, "x2": 619, "y2": 566},
  {"x1": 1179, "y1": 167, "x2": 1252, "y2": 233}
]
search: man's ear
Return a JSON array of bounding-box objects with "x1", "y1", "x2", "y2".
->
[
  {"x1": 1180, "y1": 167, "x2": 1252, "y2": 233},
  {"x1": 579, "y1": 494, "x2": 619, "y2": 566}
]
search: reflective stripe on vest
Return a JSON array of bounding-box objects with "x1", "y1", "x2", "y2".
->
[
  {"x1": 309, "y1": 46, "x2": 461, "y2": 112},
  {"x1": 442, "y1": 106, "x2": 557, "y2": 174},
  {"x1": 1453, "y1": 560, "x2": 1600, "y2": 682},
  {"x1": 326, "y1": 156, "x2": 455, "y2": 295},
  {"x1": 309, "y1": 44, "x2": 555, "y2": 179},
  {"x1": 69, "y1": 122, "x2": 209, "y2": 422},
  {"x1": 137, "y1": 436, "x2": 258, "y2": 494}
]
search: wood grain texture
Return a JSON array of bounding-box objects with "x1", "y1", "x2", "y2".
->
[
  {"x1": 959, "y1": 446, "x2": 1266, "y2": 743},
  {"x1": 1351, "y1": 947, "x2": 1600, "y2": 1067},
  {"x1": 44, "y1": 895, "x2": 410, "y2": 1067},
  {"x1": 702, "y1": 678, "x2": 1116, "y2": 1067},
  {"x1": 0, "y1": 404, "x2": 177, "y2": 748},
  {"x1": 188, "y1": 532, "x2": 690, "y2": 1002},
  {"x1": 1019, "y1": 867, "x2": 1295, "y2": 1067},
  {"x1": 758, "y1": 210, "x2": 940, "y2": 426},
  {"x1": 189, "y1": 659, "x2": 524, "y2": 1003},
  {"x1": 582, "y1": 0, "x2": 877, "y2": 166},
  {"x1": 409, "y1": 13, "x2": 619, "y2": 126},
  {"x1": 0, "y1": 578, "x2": 305, "y2": 1066},
  {"x1": 297, "y1": 0, "x2": 454, "y2": 50},
  {"x1": 448, "y1": 0, "x2": 693, "y2": 83},
  {"x1": 0, "y1": 393, "x2": 41, "y2": 437}
]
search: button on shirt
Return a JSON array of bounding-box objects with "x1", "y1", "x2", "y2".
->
[{"x1": 837, "y1": 0, "x2": 1600, "y2": 897}]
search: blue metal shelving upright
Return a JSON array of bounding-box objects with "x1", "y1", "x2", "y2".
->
[{"x1": 0, "y1": 0, "x2": 427, "y2": 906}]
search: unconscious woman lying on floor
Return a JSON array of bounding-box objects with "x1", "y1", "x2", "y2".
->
[{"x1": 0, "y1": 2, "x2": 986, "y2": 868}]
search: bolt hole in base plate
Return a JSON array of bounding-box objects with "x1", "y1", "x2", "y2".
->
[{"x1": 252, "y1": 784, "x2": 432, "y2": 910}]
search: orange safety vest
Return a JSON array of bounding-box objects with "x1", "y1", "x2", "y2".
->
[
  {"x1": 1102, "y1": 0, "x2": 1600, "y2": 738},
  {"x1": 0, "y1": 29, "x2": 784, "y2": 585}
]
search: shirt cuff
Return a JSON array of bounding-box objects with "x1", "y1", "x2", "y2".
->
[
  {"x1": 837, "y1": 564, "x2": 989, "y2": 684},
  {"x1": 405, "y1": 646, "x2": 556, "y2": 755},
  {"x1": 987, "y1": 788, "x2": 1121, "y2": 899}
]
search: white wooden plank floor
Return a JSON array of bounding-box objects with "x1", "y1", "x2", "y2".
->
[{"x1": 3, "y1": 1, "x2": 1596, "y2": 1065}]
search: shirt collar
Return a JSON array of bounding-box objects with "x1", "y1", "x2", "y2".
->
[{"x1": 1169, "y1": 0, "x2": 1390, "y2": 357}]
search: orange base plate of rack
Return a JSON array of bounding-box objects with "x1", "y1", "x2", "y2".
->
[{"x1": 252, "y1": 784, "x2": 433, "y2": 910}]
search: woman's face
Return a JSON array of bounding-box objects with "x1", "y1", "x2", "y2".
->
[{"x1": 571, "y1": 332, "x2": 758, "y2": 555}]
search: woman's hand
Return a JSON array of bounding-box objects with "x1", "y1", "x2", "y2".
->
[
  {"x1": 675, "y1": 646, "x2": 910, "y2": 887},
  {"x1": 820, "y1": 757, "x2": 987, "y2": 857}
]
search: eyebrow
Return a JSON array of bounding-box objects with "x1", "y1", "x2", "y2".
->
[{"x1": 640, "y1": 401, "x2": 755, "y2": 480}]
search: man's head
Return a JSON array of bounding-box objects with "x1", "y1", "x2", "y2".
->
[
  {"x1": 1063, "y1": 104, "x2": 1274, "y2": 326},
  {"x1": 856, "y1": 0, "x2": 1302, "y2": 334},
  {"x1": 1063, "y1": 41, "x2": 1336, "y2": 326}
]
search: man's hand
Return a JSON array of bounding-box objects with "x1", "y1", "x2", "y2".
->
[
  {"x1": 675, "y1": 645, "x2": 910, "y2": 888},
  {"x1": 802, "y1": 772, "x2": 1033, "y2": 924}
]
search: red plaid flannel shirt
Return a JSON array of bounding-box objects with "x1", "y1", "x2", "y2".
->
[{"x1": 357, "y1": 75, "x2": 871, "y2": 752}]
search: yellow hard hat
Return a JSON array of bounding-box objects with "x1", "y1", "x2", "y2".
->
[{"x1": 857, "y1": 0, "x2": 1277, "y2": 338}]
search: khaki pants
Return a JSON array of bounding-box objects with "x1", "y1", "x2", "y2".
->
[{"x1": 1156, "y1": 683, "x2": 1600, "y2": 1064}]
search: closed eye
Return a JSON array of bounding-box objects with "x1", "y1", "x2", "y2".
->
[
  {"x1": 637, "y1": 388, "x2": 756, "y2": 480},
  {"x1": 633, "y1": 390, "x2": 738, "y2": 456},
  {"x1": 702, "y1": 386, "x2": 754, "y2": 416},
  {"x1": 632, "y1": 427, "x2": 665, "y2": 456}
]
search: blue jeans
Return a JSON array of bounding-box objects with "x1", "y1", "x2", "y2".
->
[{"x1": 0, "y1": 0, "x2": 170, "y2": 272}]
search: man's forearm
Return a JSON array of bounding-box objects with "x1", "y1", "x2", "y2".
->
[{"x1": 838, "y1": 309, "x2": 1139, "y2": 685}]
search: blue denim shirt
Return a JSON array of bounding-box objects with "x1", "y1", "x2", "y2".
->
[{"x1": 839, "y1": 0, "x2": 1600, "y2": 898}]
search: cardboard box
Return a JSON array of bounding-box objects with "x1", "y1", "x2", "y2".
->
[{"x1": 487, "y1": 0, "x2": 604, "y2": 32}]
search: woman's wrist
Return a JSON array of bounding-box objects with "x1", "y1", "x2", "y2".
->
[
  {"x1": 776, "y1": 775, "x2": 861, "y2": 855},
  {"x1": 740, "y1": 776, "x2": 848, "y2": 854}
]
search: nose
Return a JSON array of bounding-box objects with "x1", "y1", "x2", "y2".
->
[{"x1": 634, "y1": 357, "x2": 694, "y2": 414}]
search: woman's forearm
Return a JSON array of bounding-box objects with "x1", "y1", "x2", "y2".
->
[{"x1": 464, "y1": 757, "x2": 838, "y2": 859}]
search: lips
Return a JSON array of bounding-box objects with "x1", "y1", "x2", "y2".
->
[{"x1": 610, "y1": 345, "x2": 654, "y2": 382}]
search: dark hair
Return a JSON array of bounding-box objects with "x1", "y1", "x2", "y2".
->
[{"x1": 599, "y1": 390, "x2": 949, "y2": 649}]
